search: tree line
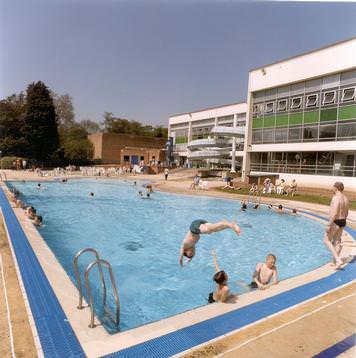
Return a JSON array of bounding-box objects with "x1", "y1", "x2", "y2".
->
[{"x1": 0, "y1": 81, "x2": 168, "y2": 167}]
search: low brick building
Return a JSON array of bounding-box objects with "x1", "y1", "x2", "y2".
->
[{"x1": 88, "y1": 132, "x2": 166, "y2": 165}]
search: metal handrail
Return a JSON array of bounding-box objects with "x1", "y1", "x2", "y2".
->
[
  {"x1": 84, "y1": 259, "x2": 120, "y2": 328},
  {"x1": 73, "y1": 248, "x2": 106, "y2": 309}
]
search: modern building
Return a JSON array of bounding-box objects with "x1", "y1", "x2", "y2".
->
[
  {"x1": 88, "y1": 133, "x2": 166, "y2": 165},
  {"x1": 242, "y1": 37, "x2": 356, "y2": 189},
  {"x1": 168, "y1": 102, "x2": 247, "y2": 172}
]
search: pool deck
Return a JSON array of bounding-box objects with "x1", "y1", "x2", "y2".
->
[{"x1": 0, "y1": 169, "x2": 355, "y2": 357}]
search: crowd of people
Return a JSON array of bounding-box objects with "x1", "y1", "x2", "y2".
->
[
  {"x1": 179, "y1": 181, "x2": 349, "y2": 303},
  {"x1": 249, "y1": 178, "x2": 298, "y2": 197},
  {"x1": 7, "y1": 175, "x2": 351, "y2": 305}
]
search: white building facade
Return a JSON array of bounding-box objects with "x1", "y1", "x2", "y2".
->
[
  {"x1": 242, "y1": 37, "x2": 356, "y2": 190},
  {"x1": 169, "y1": 102, "x2": 247, "y2": 171}
]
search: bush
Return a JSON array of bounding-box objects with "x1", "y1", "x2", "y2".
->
[{"x1": 0, "y1": 156, "x2": 27, "y2": 169}]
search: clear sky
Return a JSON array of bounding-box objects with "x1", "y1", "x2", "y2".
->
[{"x1": 1, "y1": 1, "x2": 356, "y2": 126}]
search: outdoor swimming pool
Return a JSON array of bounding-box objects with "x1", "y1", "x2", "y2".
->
[{"x1": 10, "y1": 179, "x2": 330, "y2": 333}]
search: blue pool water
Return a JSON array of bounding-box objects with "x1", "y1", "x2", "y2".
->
[{"x1": 10, "y1": 179, "x2": 329, "y2": 333}]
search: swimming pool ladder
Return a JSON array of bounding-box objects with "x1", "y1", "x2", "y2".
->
[
  {"x1": 73, "y1": 248, "x2": 120, "y2": 328},
  {"x1": 248, "y1": 190, "x2": 261, "y2": 205}
]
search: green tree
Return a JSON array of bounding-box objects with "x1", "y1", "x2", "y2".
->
[
  {"x1": 79, "y1": 119, "x2": 101, "y2": 134},
  {"x1": 24, "y1": 81, "x2": 60, "y2": 160},
  {"x1": 62, "y1": 124, "x2": 93, "y2": 161},
  {"x1": 0, "y1": 93, "x2": 28, "y2": 156},
  {"x1": 52, "y1": 93, "x2": 75, "y2": 130}
]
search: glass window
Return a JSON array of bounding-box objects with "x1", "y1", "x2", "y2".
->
[
  {"x1": 277, "y1": 99, "x2": 287, "y2": 112},
  {"x1": 262, "y1": 128, "x2": 274, "y2": 143},
  {"x1": 337, "y1": 122, "x2": 356, "y2": 140},
  {"x1": 265, "y1": 101, "x2": 274, "y2": 113},
  {"x1": 275, "y1": 127, "x2": 288, "y2": 143},
  {"x1": 323, "y1": 90, "x2": 336, "y2": 105},
  {"x1": 252, "y1": 129, "x2": 263, "y2": 143},
  {"x1": 288, "y1": 127, "x2": 302, "y2": 142},
  {"x1": 319, "y1": 124, "x2": 336, "y2": 140},
  {"x1": 301, "y1": 152, "x2": 317, "y2": 174},
  {"x1": 306, "y1": 94, "x2": 318, "y2": 108},
  {"x1": 303, "y1": 126, "x2": 318, "y2": 141},
  {"x1": 334, "y1": 152, "x2": 355, "y2": 177},
  {"x1": 124, "y1": 155, "x2": 130, "y2": 161},
  {"x1": 317, "y1": 151, "x2": 334, "y2": 175},
  {"x1": 290, "y1": 97, "x2": 302, "y2": 110},
  {"x1": 342, "y1": 87, "x2": 355, "y2": 102}
]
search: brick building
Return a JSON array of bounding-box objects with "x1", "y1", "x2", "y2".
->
[{"x1": 88, "y1": 133, "x2": 166, "y2": 165}]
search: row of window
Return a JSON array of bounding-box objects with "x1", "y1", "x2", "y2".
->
[
  {"x1": 252, "y1": 87, "x2": 355, "y2": 115},
  {"x1": 252, "y1": 121, "x2": 356, "y2": 144},
  {"x1": 250, "y1": 151, "x2": 356, "y2": 177}
]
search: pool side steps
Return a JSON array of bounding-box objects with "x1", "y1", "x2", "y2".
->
[{"x1": 73, "y1": 248, "x2": 121, "y2": 328}]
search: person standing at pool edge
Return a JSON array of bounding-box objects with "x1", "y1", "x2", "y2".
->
[
  {"x1": 164, "y1": 168, "x2": 169, "y2": 181},
  {"x1": 323, "y1": 182, "x2": 349, "y2": 269},
  {"x1": 179, "y1": 219, "x2": 241, "y2": 266}
]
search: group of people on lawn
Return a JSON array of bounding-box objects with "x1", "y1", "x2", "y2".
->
[{"x1": 250, "y1": 178, "x2": 298, "y2": 197}]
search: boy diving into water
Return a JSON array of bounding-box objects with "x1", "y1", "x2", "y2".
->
[{"x1": 179, "y1": 219, "x2": 241, "y2": 266}]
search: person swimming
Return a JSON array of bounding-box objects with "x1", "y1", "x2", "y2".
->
[
  {"x1": 241, "y1": 200, "x2": 247, "y2": 211},
  {"x1": 34, "y1": 215, "x2": 43, "y2": 227},
  {"x1": 89, "y1": 192, "x2": 94, "y2": 197}
]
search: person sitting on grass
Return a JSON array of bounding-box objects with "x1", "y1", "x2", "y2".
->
[
  {"x1": 250, "y1": 254, "x2": 278, "y2": 290},
  {"x1": 288, "y1": 179, "x2": 298, "y2": 197},
  {"x1": 179, "y1": 219, "x2": 241, "y2": 266},
  {"x1": 249, "y1": 183, "x2": 258, "y2": 193},
  {"x1": 208, "y1": 250, "x2": 238, "y2": 303},
  {"x1": 276, "y1": 179, "x2": 287, "y2": 195}
]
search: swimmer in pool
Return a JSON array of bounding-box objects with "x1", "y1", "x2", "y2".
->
[
  {"x1": 324, "y1": 182, "x2": 349, "y2": 269},
  {"x1": 268, "y1": 204, "x2": 285, "y2": 214},
  {"x1": 249, "y1": 254, "x2": 278, "y2": 290},
  {"x1": 34, "y1": 215, "x2": 43, "y2": 227},
  {"x1": 241, "y1": 200, "x2": 247, "y2": 211},
  {"x1": 208, "y1": 250, "x2": 238, "y2": 303},
  {"x1": 179, "y1": 219, "x2": 241, "y2": 266},
  {"x1": 89, "y1": 192, "x2": 94, "y2": 197}
]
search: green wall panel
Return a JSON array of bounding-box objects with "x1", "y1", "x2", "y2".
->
[
  {"x1": 275, "y1": 114, "x2": 289, "y2": 127},
  {"x1": 252, "y1": 118, "x2": 263, "y2": 129},
  {"x1": 320, "y1": 108, "x2": 337, "y2": 122},
  {"x1": 289, "y1": 113, "x2": 303, "y2": 125},
  {"x1": 339, "y1": 105, "x2": 356, "y2": 120},
  {"x1": 175, "y1": 136, "x2": 188, "y2": 144},
  {"x1": 263, "y1": 115, "x2": 275, "y2": 128},
  {"x1": 304, "y1": 110, "x2": 319, "y2": 124}
]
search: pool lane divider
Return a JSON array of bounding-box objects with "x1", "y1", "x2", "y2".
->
[
  {"x1": 0, "y1": 188, "x2": 85, "y2": 358},
  {"x1": 1, "y1": 185, "x2": 355, "y2": 358}
]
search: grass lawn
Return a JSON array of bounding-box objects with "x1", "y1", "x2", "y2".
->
[{"x1": 216, "y1": 187, "x2": 356, "y2": 211}]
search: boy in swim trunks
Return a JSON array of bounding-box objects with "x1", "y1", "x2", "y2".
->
[
  {"x1": 208, "y1": 250, "x2": 238, "y2": 303},
  {"x1": 250, "y1": 254, "x2": 278, "y2": 290},
  {"x1": 323, "y1": 182, "x2": 349, "y2": 269},
  {"x1": 179, "y1": 219, "x2": 241, "y2": 266}
]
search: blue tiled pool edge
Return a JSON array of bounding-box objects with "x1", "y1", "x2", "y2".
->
[
  {"x1": 1, "y1": 185, "x2": 355, "y2": 358},
  {"x1": 0, "y1": 188, "x2": 85, "y2": 358}
]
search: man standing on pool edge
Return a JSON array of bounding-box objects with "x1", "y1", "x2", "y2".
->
[
  {"x1": 323, "y1": 182, "x2": 349, "y2": 269},
  {"x1": 179, "y1": 219, "x2": 241, "y2": 266}
]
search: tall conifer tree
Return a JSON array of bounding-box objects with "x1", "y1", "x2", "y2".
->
[{"x1": 25, "y1": 81, "x2": 59, "y2": 160}]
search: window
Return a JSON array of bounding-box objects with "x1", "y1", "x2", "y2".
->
[
  {"x1": 275, "y1": 127, "x2": 288, "y2": 143},
  {"x1": 290, "y1": 97, "x2": 302, "y2": 110},
  {"x1": 124, "y1": 155, "x2": 130, "y2": 162},
  {"x1": 319, "y1": 124, "x2": 336, "y2": 140},
  {"x1": 323, "y1": 90, "x2": 336, "y2": 105},
  {"x1": 140, "y1": 156, "x2": 145, "y2": 161},
  {"x1": 265, "y1": 101, "x2": 274, "y2": 113},
  {"x1": 252, "y1": 129, "x2": 263, "y2": 143},
  {"x1": 288, "y1": 127, "x2": 302, "y2": 142},
  {"x1": 262, "y1": 129, "x2": 274, "y2": 143},
  {"x1": 303, "y1": 126, "x2": 318, "y2": 141},
  {"x1": 306, "y1": 94, "x2": 318, "y2": 108},
  {"x1": 337, "y1": 122, "x2": 356, "y2": 140},
  {"x1": 277, "y1": 99, "x2": 287, "y2": 112},
  {"x1": 252, "y1": 104, "x2": 259, "y2": 115},
  {"x1": 342, "y1": 87, "x2": 355, "y2": 102}
]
